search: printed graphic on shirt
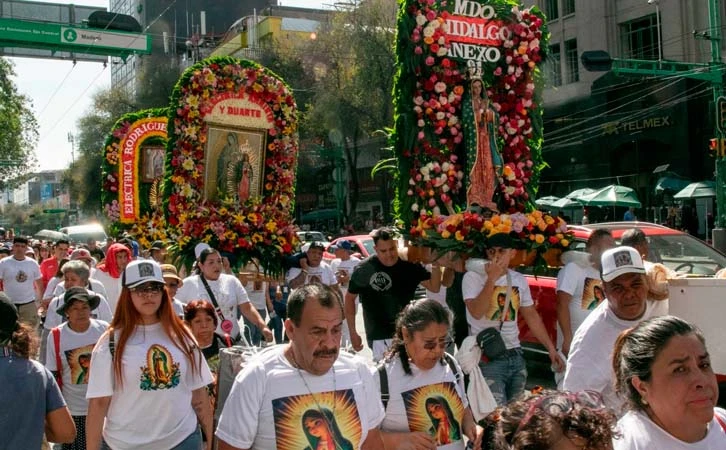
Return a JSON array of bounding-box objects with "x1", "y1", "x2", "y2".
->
[
  {"x1": 487, "y1": 286, "x2": 520, "y2": 321},
  {"x1": 401, "y1": 382, "x2": 465, "y2": 446},
  {"x1": 140, "y1": 344, "x2": 180, "y2": 390},
  {"x1": 581, "y1": 278, "x2": 604, "y2": 311},
  {"x1": 369, "y1": 272, "x2": 392, "y2": 292},
  {"x1": 15, "y1": 270, "x2": 27, "y2": 283},
  {"x1": 64, "y1": 344, "x2": 94, "y2": 384},
  {"x1": 272, "y1": 388, "x2": 362, "y2": 450}
]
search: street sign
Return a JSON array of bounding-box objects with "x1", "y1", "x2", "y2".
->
[
  {"x1": 717, "y1": 96, "x2": 726, "y2": 135},
  {"x1": 0, "y1": 18, "x2": 151, "y2": 59}
]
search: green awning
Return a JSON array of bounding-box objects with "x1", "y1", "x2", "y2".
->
[{"x1": 301, "y1": 209, "x2": 340, "y2": 222}]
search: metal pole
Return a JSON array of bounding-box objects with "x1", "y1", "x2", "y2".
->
[{"x1": 708, "y1": 0, "x2": 726, "y2": 251}]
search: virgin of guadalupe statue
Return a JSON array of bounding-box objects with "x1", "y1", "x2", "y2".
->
[
  {"x1": 216, "y1": 132, "x2": 239, "y2": 197},
  {"x1": 464, "y1": 78, "x2": 502, "y2": 212},
  {"x1": 227, "y1": 140, "x2": 253, "y2": 203}
]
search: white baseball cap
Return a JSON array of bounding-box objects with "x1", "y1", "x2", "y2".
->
[
  {"x1": 123, "y1": 260, "x2": 165, "y2": 288},
  {"x1": 194, "y1": 242, "x2": 211, "y2": 259},
  {"x1": 600, "y1": 246, "x2": 646, "y2": 282}
]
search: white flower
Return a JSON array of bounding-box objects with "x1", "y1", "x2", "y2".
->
[
  {"x1": 437, "y1": 47, "x2": 448, "y2": 57},
  {"x1": 415, "y1": 14, "x2": 426, "y2": 26},
  {"x1": 433, "y1": 206, "x2": 441, "y2": 216},
  {"x1": 423, "y1": 26, "x2": 435, "y2": 37},
  {"x1": 442, "y1": 162, "x2": 450, "y2": 171},
  {"x1": 438, "y1": 36, "x2": 446, "y2": 45},
  {"x1": 434, "y1": 82, "x2": 447, "y2": 93},
  {"x1": 418, "y1": 119, "x2": 425, "y2": 127},
  {"x1": 442, "y1": 184, "x2": 450, "y2": 192},
  {"x1": 409, "y1": 178, "x2": 416, "y2": 185},
  {"x1": 412, "y1": 203, "x2": 420, "y2": 212},
  {"x1": 436, "y1": 112, "x2": 445, "y2": 120}
]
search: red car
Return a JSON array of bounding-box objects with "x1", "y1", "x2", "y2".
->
[
  {"x1": 322, "y1": 235, "x2": 375, "y2": 262},
  {"x1": 518, "y1": 221, "x2": 726, "y2": 394}
]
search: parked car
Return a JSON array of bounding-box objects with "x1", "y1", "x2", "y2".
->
[
  {"x1": 322, "y1": 235, "x2": 375, "y2": 262},
  {"x1": 518, "y1": 221, "x2": 726, "y2": 393},
  {"x1": 59, "y1": 223, "x2": 108, "y2": 245}
]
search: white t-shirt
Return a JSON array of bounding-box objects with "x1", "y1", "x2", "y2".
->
[
  {"x1": 43, "y1": 277, "x2": 62, "y2": 300},
  {"x1": 176, "y1": 273, "x2": 250, "y2": 338},
  {"x1": 462, "y1": 269, "x2": 534, "y2": 349},
  {"x1": 375, "y1": 356, "x2": 468, "y2": 450},
  {"x1": 562, "y1": 298, "x2": 669, "y2": 411},
  {"x1": 331, "y1": 257, "x2": 361, "y2": 296},
  {"x1": 425, "y1": 264, "x2": 448, "y2": 309},
  {"x1": 286, "y1": 262, "x2": 337, "y2": 286},
  {"x1": 86, "y1": 322, "x2": 213, "y2": 450},
  {"x1": 45, "y1": 319, "x2": 108, "y2": 415},
  {"x1": 555, "y1": 262, "x2": 604, "y2": 348},
  {"x1": 52, "y1": 278, "x2": 109, "y2": 304},
  {"x1": 614, "y1": 408, "x2": 726, "y2": 449},
  {"x1": 93, "y1": 270, "x2": 122, "y2": 314},
  {"x1": 216, "y1": 345, "x2": 385, "y2": 450},
  {"x1": 242, "y1": 281, "x2": 268, "y2": 310},
  {"x1": 0, "y1": 256, "x2": 41, "y2": 304},
  {"x1": 44, "y1": 290, "x2": 113, "y2": 330}
]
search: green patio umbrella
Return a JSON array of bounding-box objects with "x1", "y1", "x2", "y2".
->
[
  {"x1": 579, "y1": 185, "x2": 642, "y2": 208},
  {"x1": 551, "y1": 197, "x2": 582, "y2": 209},
  {"x1": 535, "y1": 196, "x2": 560, "y2": 208},
  {"x1": 673, "y1": 181, "x2": 716, "y2": 199},
  {"x1": 655, "y1": 176, "x2": 691, "y2": 194},
  {"x1": 565, "y1": 187, "x2": 597, "y2": 200}
]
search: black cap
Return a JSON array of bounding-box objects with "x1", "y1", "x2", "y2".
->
[
  {"x1": 0, "y1": 292, "x2": 18, "y2": 340},
  {"x1": 150, "y1": 240, "x2": 166, "y2": 251},
  {"x1": 56, "y1": 287, "x2": 101, "y2": 316}
]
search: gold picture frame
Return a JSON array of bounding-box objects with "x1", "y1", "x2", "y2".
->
[{"x1": 204, "y1": 127, "x2": 266, "y2": 203}]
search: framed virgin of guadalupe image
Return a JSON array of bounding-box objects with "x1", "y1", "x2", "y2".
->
[
  {"x1": 142, "y1": 146, "x2": 166, "y2": 183},
  {"x1": 204, "y1": 127, "x2": 266, "y2": 203}
]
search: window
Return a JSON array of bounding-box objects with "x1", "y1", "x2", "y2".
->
[
  {"x1": 563, "y1": 0, "x2": 575, "y2": 16},
  {"x1": 621, "y1": 14, "x2": 660, "y2": 60},
  {"x1": 565, "y1": 39, "x2": 579, "y2": 83},
  {"x1": 544, "y1": 0, "x2": 559, "y2": 20},
  {"x1": 547, "y1": 44, "x2": 562, "y2": 87}
]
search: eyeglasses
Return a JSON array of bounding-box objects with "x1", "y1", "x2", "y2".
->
[
  {"x1": 131, "y1": 284, "x2": 164, "y2": 295},
  {"x1": 166, "y1": 283, "x2": 179, "y2": 288},
  {"x1": 422, "y1": 338, "x2": 454, "y2": 351},
  {"x1": 514, "y1": 388, "x2": 606, "y2": 438}
]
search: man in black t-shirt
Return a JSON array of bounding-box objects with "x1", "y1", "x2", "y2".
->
[{"x1": 345, "y1": 227, "x2": 441, "y2": 360}]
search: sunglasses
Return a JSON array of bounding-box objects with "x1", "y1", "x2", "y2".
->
[
  {"x1": 422, "y1": 337, "x2": 454, "y2": 351},
  {"x1": 166, "y1": 282, "x2": 179, "y2": 288},
  {"x1": 131, "y1": 284, "x2": 164, "y2": 295},
  {"x1": 513, "y1": 388, "x2": 606, "y2": 438}
]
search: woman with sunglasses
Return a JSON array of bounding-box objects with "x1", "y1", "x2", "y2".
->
[
  {"x1": 482, "y1": 388, "x2": 616, "y2": 450},
  {"x1": 612, "y1": 315, "x2": 726, "y2": 449},
  {"x1": 86, "y1": 260, "x2": 214, "y2": 450},
  {"x1": 372, "y1": 299, "x2": 482, "y2": 450}
]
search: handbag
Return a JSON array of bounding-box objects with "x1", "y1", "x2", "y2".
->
[{"x1": 476, "y1": 271, "x2": 513, "y2": 361}]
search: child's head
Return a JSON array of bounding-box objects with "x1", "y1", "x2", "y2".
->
[{"x1": 482, "y1": 388, "x2": 616, "y2": 450}]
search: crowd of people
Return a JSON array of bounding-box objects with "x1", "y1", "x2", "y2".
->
[{"x1": 0, "y1": 226, "x2": 723, "y2": 449}]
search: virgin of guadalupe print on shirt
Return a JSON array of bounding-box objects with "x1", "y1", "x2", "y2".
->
[
  {"x1": 581, "y1": 277, "x2": 604, "y2": 310},
  {"x1": 401, "y1": 382, "x2": 465, "y2": 446},
  {"x1": 64, "y1": 344, "x2": 94, "y2": 384},
  {"x1": 140, "y1": 344, "x2": 181, "y2": 390},
  {"x1": 487, "y1": 286, "x2": 519, "y2": 321},
  {"x1": 272, "y1": 389, "x2": 361, "y2": 450}
]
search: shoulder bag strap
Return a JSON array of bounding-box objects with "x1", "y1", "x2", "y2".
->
[
  {"x1": 200, "y1": 274, "x2": 228, "y2": 322},
  {"x1": 52, "y1": 327, "x2": 63, "y2": 392},
  {"x1": 443, "y1": 353, "x2": 462, "y2": 384},
  {"x1": 377, "y1": 363, "x2": 389, "y2": 410},
  {"x1": 715, "y1": 412, "x2": 726, "y2": 432},
  {"x1": 109, "y1": 329, "x2": 115, "y2": 360},
  {"x1": 499, "y1": 271, "x2": 513, "y2": 332}
]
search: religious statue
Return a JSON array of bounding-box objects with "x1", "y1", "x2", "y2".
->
[
  {"x1": 216, "y1": 132, "x2": 239, "y2": 196},
  {"x1": 227, "y1": 141, "x2": 254, "y2": 203},
  {"x1": 466, "y1": 78, "x2": 502, "y2": 212}
]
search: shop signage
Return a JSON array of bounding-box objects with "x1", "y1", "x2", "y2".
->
[{"x1": 602, "y1": 116, "x2": 673, "y2": 135}]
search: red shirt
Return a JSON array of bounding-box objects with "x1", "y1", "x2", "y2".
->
[{"x1": 39, "y1": 256, "x2": 59, "y2": 289}]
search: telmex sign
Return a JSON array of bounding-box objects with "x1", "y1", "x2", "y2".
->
[
  {"x1": 602, "y1": 116, "x2": 673, "y2": 135},
  {"x1": 446, "y1": 0, "x2": 509, "y2": 63}
]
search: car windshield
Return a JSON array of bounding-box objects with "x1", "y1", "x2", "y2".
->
[
  {"x1": 359, "y1": 238, "x2": 375, "y2": 256},
  {"x1": 298, "y1": 232, "x2": 326, "y2": 242},
  {"x1": 645, "y1": 234, "x2": 726, "y2": 276}
]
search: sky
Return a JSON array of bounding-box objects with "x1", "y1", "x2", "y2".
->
[{"x1": 10, "y1": 0, "x2": 326, "y2": 171}]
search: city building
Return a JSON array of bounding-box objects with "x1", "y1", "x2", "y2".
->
[
  {"x1": 9, "y1": 170, "x2": 67, "y2": 208},
  {"x1": 524, "y1": 0, "x2": 726, "y2": 227},
  {"x1": 109, "y1": 0, "x2": 274, "y2": 93}
]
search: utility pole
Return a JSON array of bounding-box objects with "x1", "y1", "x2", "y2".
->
[
  {"x1": 581, "y1": 0, "x2": 726, "y2": 251},
  {"x1": 67, "y1": 132, "x2": 75, "y2": 165}
]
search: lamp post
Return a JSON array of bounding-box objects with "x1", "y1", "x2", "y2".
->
[{"x1": 648, "y1": 0, "x2": 662, "y2": 64}]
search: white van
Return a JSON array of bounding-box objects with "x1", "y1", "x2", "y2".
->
[{"x1": 59, "y1": 223, "x2": 108, "y2": 245}]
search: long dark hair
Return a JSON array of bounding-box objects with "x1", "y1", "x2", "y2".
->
[
  {"x1": 612, "y1": 315, "x2": 705, "y2": 411},
  {"x1": 301, "y1": 408, "x2": 352, "y2": 450},
  {"x1": 385, "y1": 299, "x2": 452, "y2": 375},
  {"x1": 425, "y1": 396, "x2": 461, "y2": 440}
]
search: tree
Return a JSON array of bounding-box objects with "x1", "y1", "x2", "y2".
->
[
  {"x1": 302, "y1": 0, "x2": 397, "y2": 221},
  {"x1": 0, "y1": 58, "x2": 39, "y2": 188},
  {"x1": 63, "y1": 87, "x2": 138, "y2": 215}
]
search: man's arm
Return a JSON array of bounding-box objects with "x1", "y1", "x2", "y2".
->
[
  {"x1": 520, "y1": 305, "x2": 564, "y2": 372},
  {"x1": 465, "y1": 276, "x2": 497, "y2": 320},
  {"x1": 287, "y1": 268, "x2": 307, "y2": 289},
  {"x1": 556, "y1": 291, "x2": 574, "y2": 356},
  {"x1": 217, "y1": 441, "x2": 249, "y2": 450},
  {"x1": 441, "y1": 267, "x2": 455, "y2": 288},
  {"x1": 344, "y1": 291, "x2": 363, "y2": 351},
  {"x1": 34, "y1": 278, "x2": 44, "y2": 305},
  {"x1": 419, "y1": 265, "x2": 442, "y2": 292},
  {"x1": 46, "y1": 406, "x2": 76, "y2": 443},
  {"x1": 238, "y1": 302, "x2": 272, "y2": 341},
  {"x1": 191, "y1": 387, "x2": 213, "y2": 450}
]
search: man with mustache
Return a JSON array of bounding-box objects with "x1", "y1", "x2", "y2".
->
[{"x1": 216, "y1": 284, "x2": 385, "y2": 450}]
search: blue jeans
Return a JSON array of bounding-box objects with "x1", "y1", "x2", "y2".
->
[
  {"x1": 101, "y1": 427, "x2": 201, "y2": 449},
  {"x1": 478, "y1": 347, "x2": 527, "y2": 406},
  {"x1": 243, "y1": 308, "x2": 267, "y2": 346},
  {"x1": 269, "y1": 299, "x2": 288, "y2": 343}
]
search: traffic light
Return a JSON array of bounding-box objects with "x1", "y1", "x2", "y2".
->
[
  {"x1": 709, "y1": 138, "x2": 726, "y2": 157},
  {"x1": 718, "y1": 97, "x2": 726, "y2": 135}
]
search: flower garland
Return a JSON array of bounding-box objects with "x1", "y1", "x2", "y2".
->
[
  {"x1": 164, "y1": 56, "x2": 299, "y2": 274},
  {"x1": 100, "y1": 108, "x2": 169, "y2": 238},
  {"x1": 393, "y1": 0, "x2": 551, "y2": 256}
]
